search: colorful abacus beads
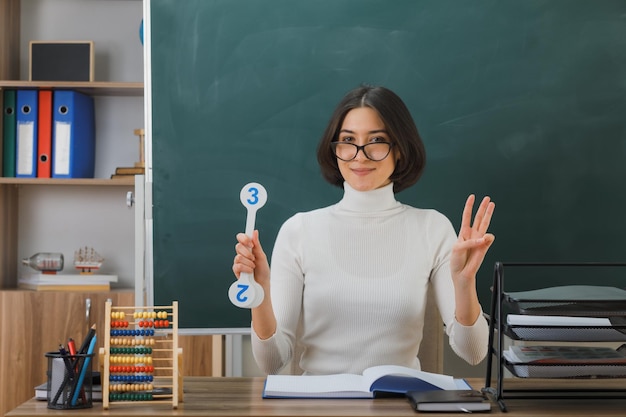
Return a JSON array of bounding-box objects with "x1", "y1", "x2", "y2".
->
[
  {"x1": 111, "y1": 311, "x2": 126, "y2": 320},
  {"x1": 109, "y1": 365, "x2": 154, "y2": 374},
  {"x1": 109, "y1": 383, "x2": 154, "y2": 392},
  {"x1": 105, "y1": 304, "x2": 178, "y2": 408},
  {"x1": 109, "y1": 382, "x2": 155, "y2": 401},
  {"x1": 133, "y1": 310, "x2": 169, "y2": 319},
  {"x1": 109, "y1": 355, "x2": 153, "y2": 364},
  {"x1": 109, "y1": 338, "x2": 156, "y2": 346},
  {"x1": 156, "y1": 319, "x2": 170, "y2": 327},
  {"x1": 138, "y1": 319, "x2": 170, "y2": 328},
  {"x1": 110, "y1": 329, "x2": 155, "y2": 336},
  {"x1": 109, "y1": 347, "x2": 153, "y2": 355},
  {"x1": 109, "y1": 375, "x2": 154, "y2": 382},
  {"x1": 110, "y1": 392, "x2": 153, "y2": 401}
]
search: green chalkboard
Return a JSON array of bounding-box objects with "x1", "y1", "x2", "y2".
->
[{"x1": 150, "y1": 0, "x2": 626, "y2": 330}]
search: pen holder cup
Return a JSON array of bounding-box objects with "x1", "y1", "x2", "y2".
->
[{"x1": 45, "y1": 351, "x2": 94, "y2": 409}]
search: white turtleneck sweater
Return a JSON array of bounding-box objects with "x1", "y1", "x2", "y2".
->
[{"x1": 251, "y1": 182, "x2": 489, "y2": 375}]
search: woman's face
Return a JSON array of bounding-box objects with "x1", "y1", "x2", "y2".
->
[{"x1": 335, "y1": 107, "x2": 397, "y2": 192}]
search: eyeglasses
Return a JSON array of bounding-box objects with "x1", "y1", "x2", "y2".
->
[{"x1": 330, "y1": 141, "x2": 394, "y2": 162}]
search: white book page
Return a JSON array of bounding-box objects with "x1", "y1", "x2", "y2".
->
[{"x1": 264, "y1": 374, "x2": 369, "y2": 394}]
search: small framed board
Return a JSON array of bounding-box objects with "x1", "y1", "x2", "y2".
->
[{"x1": 29, "y1": 41, "x2": 94, "y2": 82}]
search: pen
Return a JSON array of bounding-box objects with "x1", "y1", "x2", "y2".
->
[{"x1": 67, "y1": 338, "x2": 77, "y2": 357}]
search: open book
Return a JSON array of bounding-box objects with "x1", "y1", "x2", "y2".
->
[{"x1": 262, "y1": 365, "x2": 471, "y2": 399}]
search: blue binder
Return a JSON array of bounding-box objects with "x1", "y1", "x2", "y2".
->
[
  {"x1": 52, "y1": 90, "x2": 95, "y2": 178},
  {"x1": 15, "y1": 90, "x2": 39, "y2": 177}
]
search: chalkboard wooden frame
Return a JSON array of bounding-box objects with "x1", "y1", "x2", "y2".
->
[{"x1": 148, "y1": 0, "x2": 626, "y2": 331}]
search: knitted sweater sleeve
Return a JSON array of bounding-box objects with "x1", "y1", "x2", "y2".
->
[
  {"x1": 250, "y1": 214, "x2": 305, "y2": 375},
  {"x1": 429, "y1": 212, "x2": 489, "y2": 365}
]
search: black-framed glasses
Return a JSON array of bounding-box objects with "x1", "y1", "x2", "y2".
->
[{"x1": 330, "y1": 141, "x2": 394, "y2": 162}]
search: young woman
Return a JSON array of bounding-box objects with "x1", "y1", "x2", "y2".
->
[{"x1": 232, "y1": 85, "x2": 495, "y2": 375}]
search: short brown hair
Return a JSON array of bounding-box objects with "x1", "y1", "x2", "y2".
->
[{"x1": 316, "y1": 85, "x2": 426, "y2": 194}]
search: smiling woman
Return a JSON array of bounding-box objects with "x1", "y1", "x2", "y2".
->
[{"x1": 231, "y1": 85, "x2": 495, "y2": 376}]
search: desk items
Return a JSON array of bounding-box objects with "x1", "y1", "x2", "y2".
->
[
  {"x1": 101, "y1": 301, "x2": 182, "y2": 409},
  {"x1": 406, "y1": 389, "x2": 491, "y2": 413},
  {"x1": 262, "y1": 365, "x2": 471, "y2": 399},
  {"x1": 11, "y1": 377, "x2": 626, "y2": 417},
  {"x1": 44, "y1": 325, "x2": 97, "y2": 409},
  {"x1": 483, "y1": 262, "x2": 626, "y2": 412},
  {"x1": 228, "y1": 182, "x2": 267, "y2": 309}
]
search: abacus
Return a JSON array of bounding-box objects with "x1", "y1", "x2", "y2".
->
[{"x1": 101, "y1": 301, "x2": 181, "y2": 409}]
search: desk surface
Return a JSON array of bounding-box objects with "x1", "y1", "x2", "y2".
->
[{"x1": 6, "y1": 377, "x2": 626, "y2": 417}]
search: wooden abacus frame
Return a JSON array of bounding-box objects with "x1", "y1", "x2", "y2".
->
[{"x1": 100, "y1": 301, "x2": 182, "y2": 409}]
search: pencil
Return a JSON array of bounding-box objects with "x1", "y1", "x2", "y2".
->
[{"x1": 77, "y1": 324, "x2": 96, "y2": 354}]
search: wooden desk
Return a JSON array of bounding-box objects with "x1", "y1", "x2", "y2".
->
[{"x1": 5, "y1": 377, "x2": 626, "y2": 417}]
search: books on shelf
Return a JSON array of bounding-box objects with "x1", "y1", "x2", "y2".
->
[
  {"x1": 406, "y1": 389, "x2": 491, "y2": 413},
  {"x1": 115, "y1": 166, "x2": 144, "y2": 175},
  {"x1": 262, "y1": 365, "x2": 472, "y2": 399},
  {"x1": 110, "y1": 166, "x2": 144, "y2": 179},
  {"x1": 503, "y1": 345, "x2": 626, "y2": 378},
  {"x1": 18, "y1": 272, "x2": 117, "y2": 292}
]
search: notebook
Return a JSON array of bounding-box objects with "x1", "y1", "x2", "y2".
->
[{"x1": 406, "y1": 389, "x2": 491, "y2": 412}]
